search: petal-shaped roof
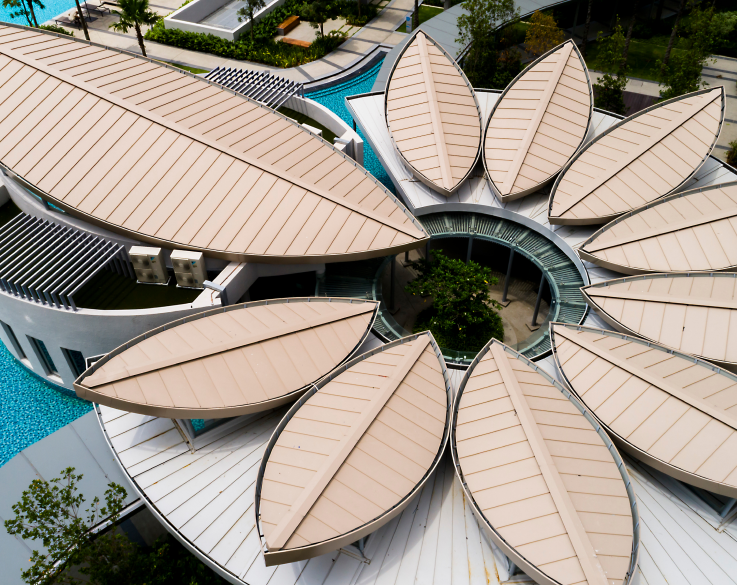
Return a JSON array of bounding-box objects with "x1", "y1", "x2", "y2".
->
[
  {"x1": 582, "y1": 273, "x2": 737, "y2": 371},
  {"x1": 551, "y1": 323, "x2": 737, "y2": 498},
  {"x1": 256, "y1": 332, "x2": 451, "y2": 565},
  {"x1": 579, "y1": 182, "x2": 737, "y2": 274},
  {"x1": 452, "y1": 340, "x2": 638, "y2": 585},
  {"x1": 549, "y1": 88, "x2": 724, "y2": 225},
  {"x1": 385, "y1": 30, "x2": 482, "y2": 196},
  {"x1": 0, "y1": 25, "x2": 428, "y2": 263},
  {"x1": 74, "y1": 298, "x2": 378, "y2": 418},
  {"x1": 484, "y1": 41, "x2": 593, "y2": 201}
]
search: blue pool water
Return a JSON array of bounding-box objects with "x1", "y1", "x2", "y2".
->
[
  {"x1": 306, "y1": 59, "x2": 394, "y2": 192},
  {"x1": 0, "y1": 343, "x2": 91, "y2": 467},
  {"x1": 0, "y1": 0, "x2": 78, "y2": 27}
]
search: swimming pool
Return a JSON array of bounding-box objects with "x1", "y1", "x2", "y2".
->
[
  {"x1": 0, "y1": 0, "x2": 78, "y2": 28},
  {"x1": 0, "y1": 344, "x2": 91, "y2": 467},
  {"x1": 306, "y1": 59, "x2": 394, "y2": 192}
]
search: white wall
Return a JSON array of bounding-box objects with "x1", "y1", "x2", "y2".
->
[
  {"x1": 165, "y1": 0, "x2": 288, "y2": 41},
  {"x1": 284, "y1": 96, "x2": 364, "y2": 166}
]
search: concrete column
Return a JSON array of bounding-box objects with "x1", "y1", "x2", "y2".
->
[
  {"x1": 531, "y1": 273, "x2": 546, "y2": 327},
  {"x1": 466, "y1": 235, "x2": 474, "y2": 263},
  {"x1": 502, "y1": 249, "x2": 515, "y2": 303}
]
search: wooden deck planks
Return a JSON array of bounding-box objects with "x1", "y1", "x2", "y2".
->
[{"x1": 549, "y1": 88, "x2": 725, "y2": 225}]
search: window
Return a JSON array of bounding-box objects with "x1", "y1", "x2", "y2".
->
[
  {"x1": 62, "y1": 348, "x2": 86, "y2": 378},
  {"x1": 28, "y1": 337, "x2": 59, "y2": 376},
  {"x1": 0, "y1": 321, "x2": 27, "y2": 362}
]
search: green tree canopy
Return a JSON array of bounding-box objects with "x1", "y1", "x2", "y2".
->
[
  {"x1": 109, "y1": 0, "x2": 160, "y2": 57},
  {"x1": 592, "y1": 19, "x2": 628, "y2": 115},
  {"x1": 299, "y1": 0, "x2": 339, "y2": 36},
  {"x1": 456, "y1": 0, "x2": 520, "y2": 88},
  {"x1": 407, "y1": 249, "x2": 503, "y2": 351},
  {"x1": 524, "y1": 10, "x2": 565, "y2": 58},
  {"x1": 658, "y1": 4, "x2": 718, "y2": 100}
]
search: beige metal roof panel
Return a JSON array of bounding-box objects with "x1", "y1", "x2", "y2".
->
[
  {"x1": 579, "y1": 182, "x2": 737, "y2": 275},
  {"x1": 74, "y1": 298, "x2": 378, "y2": 418},
  {"x1": 451, "y1": 339, "x2": 638, "y2": 585},
  {"x1": 385, "y1": 30, "x2": 482, "y2": 197},
  {"x1": 582, "y1": 273, "x2": 737, "y2": 372},
  {"x1": 548, "y1": 87, "x2": 725, "y2": 225},
  {"x1": 256, "y1": 332, "x2": 451, "y2": 566},
  {"x1": 0, "y1": 25, "x2": 428, "y2": 263},
  {"x1": 551, "y1": 323, "x2": 737, "y2": 498},
  {"x1": 484, "y1": 41, "x2": 593, "y2": 202}
]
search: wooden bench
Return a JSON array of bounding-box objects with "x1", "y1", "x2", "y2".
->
[
  {"x1": 281, "y1": 36, "x2": 311, "y2": 48},
  {"x1": 277, "y1": 15, "x2": 299, "y2": 35}
]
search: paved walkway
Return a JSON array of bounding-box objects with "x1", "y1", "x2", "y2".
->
[
  {"x1": 589, "y1": 63, "x2": 737, "y2": 163},
  {"x1": 49, "y1": 0, "x2": 415, "y2": 85}
]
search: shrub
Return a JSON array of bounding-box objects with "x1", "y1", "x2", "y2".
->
[
  {"x1": 727, "y1": 140, "x2": 737, "y2": 168},
  {"x1": 406, "y1": 249, "x2": 504, "y2": 351},
  {"x1": 145, "y1": 19, "x2": 346, "y2": 67},
  {"x1": 39, "y1": 24, "x2": 74, "y2": 36}
]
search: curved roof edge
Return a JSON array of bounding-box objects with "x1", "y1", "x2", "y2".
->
[
  {"x1": 254, "y1": 331, "x2": 452, "y2": 566},
  {"x1": 74, "y1": 297, "x2": 379, "y2": 418},
  {"x1": 483, "y1": 40, "x2": 594, "y2": 202},
  {"x1": 581, "y1": 273, "x2": 737, "y2": 372},
  {"x1": 0, "y1": 24, "x2": 428, "y2": 264},
  {"x1": 384, "y1": 29, "x2": 482, "y2": 197},
  {"x1": 548, "y1": 86, "x2": 726, "y2": 226},
  {"x1": 450, "y1": 338, "x2": 640, "y2": 585},
  {"x1": 550, "y1": 322, "x2": 737, "y2": 498},
  {"x1": 578, "y1": 180, "x2": 737, "y2": 274}
]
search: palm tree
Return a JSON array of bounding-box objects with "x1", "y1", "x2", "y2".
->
[
  {"x1": 109, "y1": 0, "x2": 159, "y2": 58},
  {"x1": 74, "y1": 0, "x2": 90, "y2": 40},
  {"x1": 623, "y1": 0, "x2": 640, "y2": 67},
  {"x1": 236, "y1": 0, "x2": 266, "y2": 42}
]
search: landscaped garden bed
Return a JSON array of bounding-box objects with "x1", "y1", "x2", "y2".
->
[{"x1": 145, "y1": 0, "x2": 378, "y2": 68}]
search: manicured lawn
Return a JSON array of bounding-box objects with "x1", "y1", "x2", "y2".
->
[
  {"x1": 584, "y1": 36, "x2": 690, "y2": 82},
  {"x1": 395, "y1": 5, "x2": 444, "y2": 32},
  {"x1": 155, "y1": 59, "x2": 210, "y2": 75}
]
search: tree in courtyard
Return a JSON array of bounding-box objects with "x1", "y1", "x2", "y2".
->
[
  {"x1": 524, "y1": 10, "x2": 565, "y2": 58},
  {"x1": 299, "y1": 0, "x2": 339, "y2": 36},
  {"x1": 237, "y1": 0, "x2": 266, "y2": 42},
  {"x1": 406, "y1": 249, "x2": 503, "y2": 351},
  {"x1": 109, "y1": 0, "x2": 159, "y2": 57},
  {"x1": 657, "y1": 4, "x2": 718, "y2": 100},
  {"x1": 592, "y1": 19, "x2": 627, "y2": 115},
  {"x1": 456, "y1": 0, "x2": 520, "y2": 88}
]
